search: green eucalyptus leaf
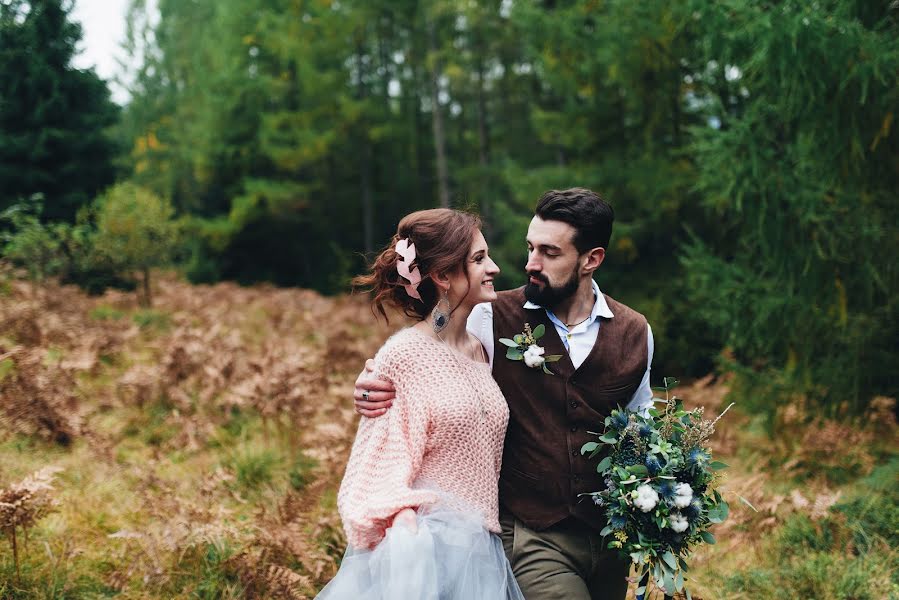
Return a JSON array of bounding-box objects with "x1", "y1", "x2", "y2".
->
[
  {"x1": 675, "y1": 570, "x2": 684, "y2": 592},
  {"x1": 709, "y1": 460, "x2": 729, "y2": 470},
  {"x1": 663, "y1": 572, "x2": 675, "y2": 595},
  {"x1": 700, "y1": 531, "x2": 716, "y2": 544},
  {"x1": 506, "y1": 348, "x2": 523, "y2": 360},
  {"x1": 532, "y1": 323, "x2": 546, "y2": 339},
  {"x1": 661, "y1": 551, "x2": 677, "y2": 570},
  {"x1": 595, "y1": 456, "x2": 612, "y2": 473},
  {"x1": 599, "y1": 434, "x2": 618, "y2": 444},
  {"x1": 544, "y1": 354, "x2": 563, "y2": 362},
  {"x1": 498, "y1": 338, "x2": 519, "y2": 348},
  {"x1": 581, "y1": 441, "x2": 599, "y2": 455}
]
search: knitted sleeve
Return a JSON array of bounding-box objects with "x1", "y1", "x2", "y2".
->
[{"x1": 337, "y1": 334, "x2": 439, "y2": 550}]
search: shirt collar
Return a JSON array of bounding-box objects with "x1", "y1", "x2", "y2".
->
[{"x1": 523, "y1": 279, "x2": 614, "y2": 322}]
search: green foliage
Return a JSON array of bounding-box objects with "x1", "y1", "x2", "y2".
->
[
  {"x1": 225, "y1": 445, "x2": 281, "y2": 492},
  {"x1": 288, "y1": 452, "x2": 319, "y2": 492},
  {"x1": 0, "y1": 0, "x2": 119, "y2": 222},
  {"x1": 0, "y1": 200, "x2": 71, "y2": 282},
  {"x1": 681, "y1": 0, "x2": 899, "y2": 414},
  {"x1": 725, "y1": 455, "x2": 899, "y2": 599},
  {"x1": 89, "y1": 182, "x2": 183, "y2": 305},
  {"x1": 92, "y1": 0, "x2": 899, "y2": 419}
]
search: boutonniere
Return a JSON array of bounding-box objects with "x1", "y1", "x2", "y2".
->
[{"x1": 499, "y1": 323, "x2": 563, "y2": 375}]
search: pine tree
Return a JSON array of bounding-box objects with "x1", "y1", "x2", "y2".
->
[
  {"x1": 0, "y1": 0, "x2": 119, "y2": 222},
  {"x1": 681, "y1": 0, "x2": 899, "y2": 413}
]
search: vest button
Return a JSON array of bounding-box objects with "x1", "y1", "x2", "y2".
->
[
  {"x1": 570, "y1": 401, "x2": 579, "y2": 408},
  {"x1": 571, "y1": 449, "x2": 578, "y2": 456},
  {"x1": 570, "y1": 426, "x2": 577, "y2": 433}
]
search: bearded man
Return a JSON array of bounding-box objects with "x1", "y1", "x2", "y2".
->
[{"x1": 354, "y1": 187, "x2": 654, "y2": 600}]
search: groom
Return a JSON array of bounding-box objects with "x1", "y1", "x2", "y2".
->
[{"x1": 354, "y1": 187, "x2": 654, "y2": 600}]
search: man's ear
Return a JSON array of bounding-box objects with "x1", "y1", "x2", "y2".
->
[{"x1": 582, "y1": 247, "x2": 605, "y2": 274}]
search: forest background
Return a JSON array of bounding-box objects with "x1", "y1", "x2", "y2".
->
[{"x1": 0, "y1": 0, "x2": 897, "y2": 598}]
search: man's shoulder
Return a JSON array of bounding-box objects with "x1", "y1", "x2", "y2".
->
[{"x1": 494, "y1": 286, "x2": 526, "y2": 308}]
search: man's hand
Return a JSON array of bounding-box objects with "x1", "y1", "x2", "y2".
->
[{"x1": 354, "y1": 359, "x2": 396, "y2": 417}]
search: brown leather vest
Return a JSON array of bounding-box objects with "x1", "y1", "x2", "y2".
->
[{"x1": 491, "y1": 287, "x2": 648, "y2": 531}]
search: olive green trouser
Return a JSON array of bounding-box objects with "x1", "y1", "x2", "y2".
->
[{"x1": 499, "y1": 508, "x2": 630, "y2": 600}]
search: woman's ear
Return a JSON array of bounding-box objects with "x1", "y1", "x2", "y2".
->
[{"x1": 431, "y1": 270, "x2": 451, "y2": 292}]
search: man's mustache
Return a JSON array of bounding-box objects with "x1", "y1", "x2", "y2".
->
[{"x1": 526, "y1": 271, "x2": 549, "y2": 285}]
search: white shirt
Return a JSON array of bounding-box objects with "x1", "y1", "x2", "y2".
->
[{"x1": 466, "y1": 279, "x2": 654, "y2": 414}]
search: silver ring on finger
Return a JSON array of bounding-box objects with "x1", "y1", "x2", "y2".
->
[{"x1": 362, "y1": 390, "x2": 370, "y2": 401}]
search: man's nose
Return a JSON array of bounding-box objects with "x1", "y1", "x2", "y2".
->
[{"x1": 525, "y1": 253, "x2": 540, "y2": 272}]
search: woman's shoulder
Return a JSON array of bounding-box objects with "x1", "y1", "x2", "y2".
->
[
  {"x1": 374, "y1": 327, "x2": 438, "y2": 373},
  {"x1": 375, "y1": 327, "x2": 442, "y2": 392}
]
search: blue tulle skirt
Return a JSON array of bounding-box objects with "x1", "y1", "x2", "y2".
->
[{"x1": 316, "y1": 505, "x2": 524, "y2": 600}]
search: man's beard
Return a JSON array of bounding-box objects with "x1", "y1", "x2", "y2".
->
[{"x1": 524, "y1": 267, "x2": 579, "y2": 308}]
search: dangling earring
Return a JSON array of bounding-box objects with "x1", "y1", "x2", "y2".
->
[{"x1": 431, "y1": 290, "x2": 451, "y2": 333}]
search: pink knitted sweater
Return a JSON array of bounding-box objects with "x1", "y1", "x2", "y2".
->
[{"x1": 337, "y1": 327, "x2": 509, "y2": 550}]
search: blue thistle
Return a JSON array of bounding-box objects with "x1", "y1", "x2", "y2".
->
[
  {"x1": 645, "y1": 455, "x2": 662, "y2": 475},
  {"x1": 657, "y1": 480, "x2": 677, "y2": 501},
  {"x1": 638, "y1": 424, "x2": 653, "y2": 438},
  {"x1": 684, "y1": 498, "x2": 703, "y2": 519},
  {"x1": 686, "y1": 447, "x2": 710, "y2": 468},
  {"x1": 610, "y1": 410, "x2": 629, "y2": 430},
  {"x1": 610, "y1": 513, "x2": 628, "y2": 530}
]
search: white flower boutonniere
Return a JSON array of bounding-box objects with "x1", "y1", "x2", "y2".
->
[{"x1": 499, "y1": 323, "x2": 563, "y2": 375}]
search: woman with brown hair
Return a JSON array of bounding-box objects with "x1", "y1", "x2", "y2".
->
[{"x1": 316, "y1": 208, "x2": 523, "y2": 599}]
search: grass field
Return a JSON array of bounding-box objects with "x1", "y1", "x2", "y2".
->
[{"x1": 1, "y1": 273, "x2": 896, "y2": 599}]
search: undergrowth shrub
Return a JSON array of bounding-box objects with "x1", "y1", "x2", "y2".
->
[{"x1": 725, "y1": 457, "x2": 899, "y2": 598}]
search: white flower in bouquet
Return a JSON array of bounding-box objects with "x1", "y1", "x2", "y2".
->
[
  {"x1": 633, "y1": 484, "x2": 660, "y2": 512},
  {"x1": 673, "y1": 482, "x2": 693, "y2": 508},
  {"x1": 523, "y1": 344, "x2": 546, "y2": 368},
  {"x1": 669, "y1": 512, "x2": 689, "y2": 533}
]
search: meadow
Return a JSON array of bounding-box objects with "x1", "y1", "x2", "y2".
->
[{"x1": 0, "y1": 272, "x2": 896, "y2": 599}]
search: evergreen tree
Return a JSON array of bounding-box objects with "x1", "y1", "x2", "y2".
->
[
  {"x1": 681, "y1": 0, "x2": 899, "y2": 413},
  {"x1": 0, "y1": 0, "x2": 119, "y2": 222}
]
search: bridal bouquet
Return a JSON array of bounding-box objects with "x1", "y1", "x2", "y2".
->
[{"x1": 580, "y1": 378, "x2": 733, "y2": 599}]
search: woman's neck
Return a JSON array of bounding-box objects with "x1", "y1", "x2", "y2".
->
[{"x1": 417, "y1": 304, "x2": 473, "y2": 350}]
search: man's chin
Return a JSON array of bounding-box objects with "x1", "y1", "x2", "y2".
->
[{"x1": 524, "y1": 282, "x2": 548, "y2": 305}]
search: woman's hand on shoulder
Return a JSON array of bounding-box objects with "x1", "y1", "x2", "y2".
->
[{"x1": 354, "y1": 359, "x2": 396, "y2": 417}]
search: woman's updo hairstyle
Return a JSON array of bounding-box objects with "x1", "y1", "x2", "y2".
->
[{"x1": 353, "y1": 208, "x2": 482, "y2": 322}]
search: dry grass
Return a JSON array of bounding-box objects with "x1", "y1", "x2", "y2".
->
[
  {"x1": 0, "y1": 272, "x2": 392, "y2": 597},
  {"x1": 0, "y1": 271, "x2": 895, "y2": 598}
]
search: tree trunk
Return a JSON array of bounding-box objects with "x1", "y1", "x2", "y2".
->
[
  {"x1": 427, "y1": 18, "x2": 450, "y2": 208},
  {"x1": 141, "y1": 267, "x2": 152, "y2": 308},
  {"x1": 356, "y1": 41, "x2": 375, "y2": 254},
  {"x1": 476, "y1": 50, "x2": 492, "y2": 240}
]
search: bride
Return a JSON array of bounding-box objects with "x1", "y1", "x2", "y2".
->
[{"x1": 316, "y1": 208, "x2": 523, "y2": 600}]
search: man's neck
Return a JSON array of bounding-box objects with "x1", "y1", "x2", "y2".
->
[{"x1": 548, "y1": 279, "x2": 595, "y2": 325}]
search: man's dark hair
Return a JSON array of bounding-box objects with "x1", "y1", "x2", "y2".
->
[{"x1": 534, "y1": 187, "x2": 614, "y2": 253}]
